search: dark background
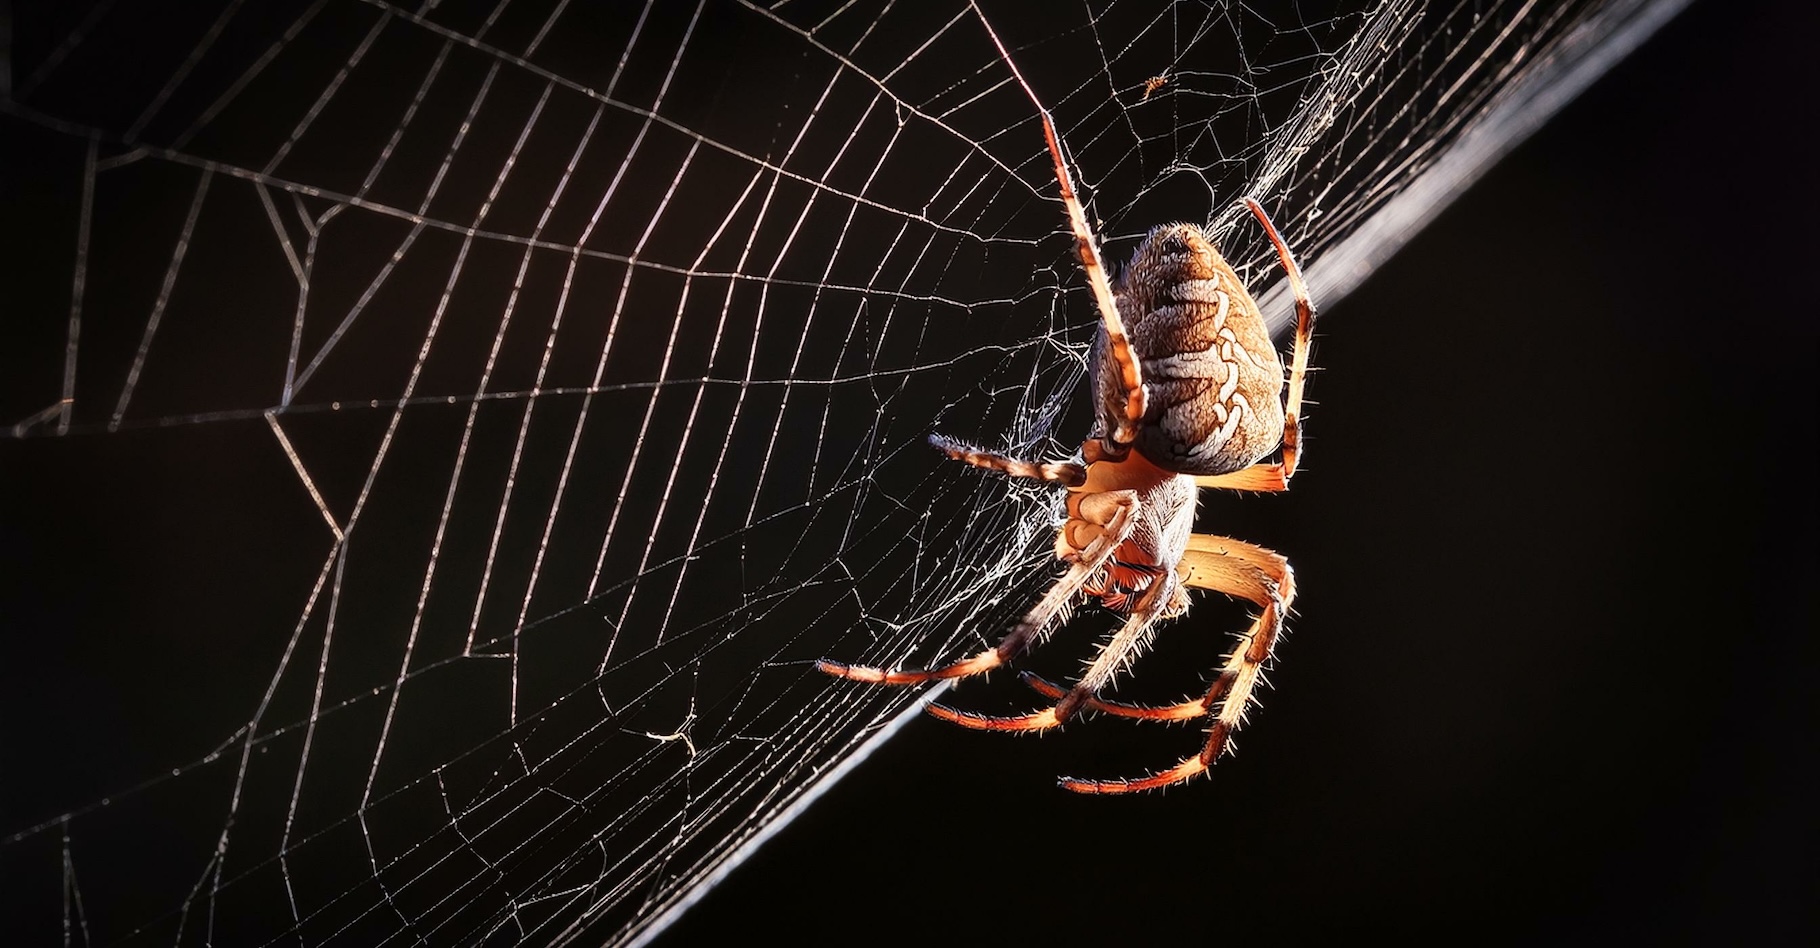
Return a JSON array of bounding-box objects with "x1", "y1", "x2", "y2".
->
[
  {"x1": 664, "y1": 1, "x2": 1816, "y2": 943},
  {"x1": 2, "y1": 0, "x2": 1812, "y2": 944}
]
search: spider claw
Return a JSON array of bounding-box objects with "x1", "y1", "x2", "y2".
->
[{"x1": 927, "y1": 703, "x2": 1062, "y2": 732}]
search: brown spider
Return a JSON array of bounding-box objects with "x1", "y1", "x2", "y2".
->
[{"x1": 818, "y1": 16, "x2": 1318, "y2": 794}]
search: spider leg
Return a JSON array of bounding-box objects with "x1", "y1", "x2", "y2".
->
[
  {"x1": 1058, "y1": 534, "x2": 1294, "y2": 794},
  {"x1": 1021, "y1": 671, "x2": 1207, "y2": 722},
  {"x1": 1025, "y1": 534, "x2": 1291, "y2": 724},
  {"x1": 971, "y1": 7, "x2": 1146, "y2": 448},
  {"x1": 924, "y1": 703, "x2": 1065, "y2": 732},
  {"x1": 930, "y1": 578, "x2": 1171, "y2": 733},
  {"x1": 1044, "y1": 109, "x2": 1146, "y2": 450},
  {"x1": 1241, "y1": 198, "x2": 1318, "y2": 479},
  {"x1": 818, "y1": 488, "x2": 1141, "y2": 687},
  {"x1": 928, "y1": 433, "x2": 1085, "y2": 487},
  {"x1": 1193, "y1": 462, "x2": 1289, "y2": 493}
]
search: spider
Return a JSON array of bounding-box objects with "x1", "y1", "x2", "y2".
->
[{"x1": 817, "y1": 17, "x2": 1318, "y2": 794}]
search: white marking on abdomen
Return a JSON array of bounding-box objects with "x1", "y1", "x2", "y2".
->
[
  {"x1": 1218, "y1": 343, "x2": 1240, "y2": 403},
  {"x1": 1141, "y1": 348, "x2": 1222, "y2": 378},
  {"x1": 1167, "y1": 278, "x2": 1223, "y2": 304}
]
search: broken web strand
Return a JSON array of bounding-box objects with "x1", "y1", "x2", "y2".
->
[{"x1": 0, "y1": 1, "x2": 1686, "y2": 945}]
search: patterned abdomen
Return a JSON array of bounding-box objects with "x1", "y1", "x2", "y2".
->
[{"x1": 1096, "y1": 223, "x2": 1286, "y2": 476}]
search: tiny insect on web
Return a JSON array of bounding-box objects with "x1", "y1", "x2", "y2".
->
[{"x1": 816, "y1": 5, "x2": 1321, "y2": 794}]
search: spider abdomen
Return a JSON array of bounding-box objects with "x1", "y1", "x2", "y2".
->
[{"x1": 1099, "y1": 223, "x2": 1287, "y2": 476}]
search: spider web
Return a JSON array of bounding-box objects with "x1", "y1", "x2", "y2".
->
[{"x1": 0, "y1": 0, "x2": 1684, "y2": 944}]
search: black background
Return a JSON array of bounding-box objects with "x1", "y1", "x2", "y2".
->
[
  {"x1": 663, "y1": 1, "x2": 1816, "y2": 943},
  {"x1": 2, "y1": 0, "x2": 1813, "y2": 944}
]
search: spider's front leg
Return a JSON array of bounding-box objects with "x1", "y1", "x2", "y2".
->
[
  {"x1": 926, "y1": 433, "x2": 1086, "y2": 486},
  {"x1": 816, "y1": 485, "x2": 1141, "y2": 687}
]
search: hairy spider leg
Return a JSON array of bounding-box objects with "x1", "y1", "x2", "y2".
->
[
  {"x1": 1057, "y1": 534, "x2": 1295, "y2": 794},
  {"x1": 971, "y1": 4, "x2": 1146, "y2": 449},
  {"x1": 1241, "y1": 197, "x2": 1318, "y2": 479},
  {"x1": 928, "y1": 576, "x2": 1174, "y2": 732},
  {"x1": 1194, "y1": 464, "x2": 1289, "y2": 492},
  {"x1": 815, "y1": 489, "x2": 1142, "y2": 686},
  {"x1": 1022, "y1": 534, "x2": 1294, "y2": 723},
  {"x1": 926, "y1": 433, "x2": 1086, "y2": 487}
]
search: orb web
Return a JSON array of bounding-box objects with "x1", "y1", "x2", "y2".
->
[{"x1": 0, "y1": 0, "x2": 1685, "y2": 943}]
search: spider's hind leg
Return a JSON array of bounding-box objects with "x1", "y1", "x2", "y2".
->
[
  {"x1": 930, "y1": 574, "x2": 1174, "y2": 733},
  {"x1": 1058, "y1": 533, "x2": 1295, "y2": 794},
  {"x1": 928, "y1": 432, "x2": 1085, "y2": 486}
]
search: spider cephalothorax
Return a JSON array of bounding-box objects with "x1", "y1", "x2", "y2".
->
[{"x1": 817, "y1": 13, "x2": 1318, "y2": 794}]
